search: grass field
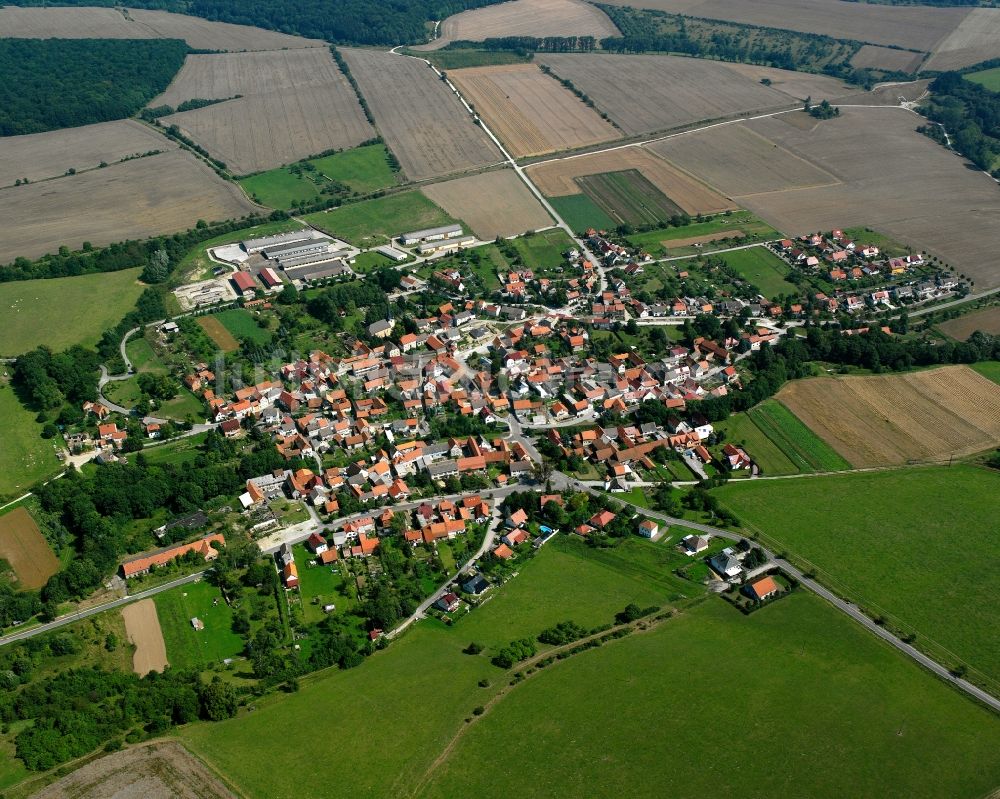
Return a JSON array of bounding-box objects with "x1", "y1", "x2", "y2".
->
[
  {"x1": 292, "y1": 543, "x2": 353, "y2": 624},
  {"x1": 626, "y1": 211, "x2": 780, "y2": 257},
  {"x1": 418, "y1": 593, "x2": 1000, "y2": 799},
  {"x1": 214, "y1": 308, "x2": 271, "y2": 345},
  {"x1": 748, "y1": 399, "x2": 851, "y2": 472},
  {"x1": 181, "y1": 535, "x2": 703, "y2": 797},
  {"x1": 125, "y1": 337, "x2": 162, "y2": 374},
  {"x1": 717, "y1": 465, "x2": 1000, "y2": 686},
  {"x1": 720, "y1": 245, "x2": 798, "y2": 299},
  {"x1": 153, "y1": 579, "x2": 244, "y2": 669},
  {"x1": 0, "y1": 506, "x2": 59, "y2": 590},
  {"x1": 142, "y1": 431, "x2": 210, "y2": 466},
  {"x1": 103, "y1": 378, "x2": 204, "y2": 422},
  {"x1": 576, "y1": 169, "x2": 683, "y2": 227},
  {"x1": 422, "y1": 49, "x2": 533, "y2": 70},
  {"x1": 510, "y1": 228, "x2": 575, "y2": 272},
  {"x1": 971, "y1": 360, "x2": 1000, "y2": 385},
  {"x1": 549, "y1": 193, "x2": 616, "y2": 233},
  {"x1": 302, "y1": 191, "x2": 457, "y2": 247},
  {"x1": 0, "y1": 381, "x2": 61, "y2": 498},
  {"x1": 715, "y1": 410, "x2": 798, "y2": 475},
  {"x1": 965, "y1": 65, "x2": 1000, "y2": 91},
  {"x1": 239, "y1": 144, "x2": 398, "y2": 209},
  {"x1": 0, "y1": 268, "x2": 144, "y2": 356}
]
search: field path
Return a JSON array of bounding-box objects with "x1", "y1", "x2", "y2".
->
[{"x1": 122, "y1": 598, "x2": 168, "y2": 675}]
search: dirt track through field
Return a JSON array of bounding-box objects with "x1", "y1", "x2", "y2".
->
[
  {"x1": 527, "y1": 147, "x2": 734, "y2": 216},
  {"x1": 31, "y1": 741, "x2": 237, "y2": 799},
  {"x1": 777, "y1": 366, "x2": 1000, "y2": 468},
  {"x1": 122, "y1": 599, "x2": 168, "y2": 676},
  {"x1": 0, "y1": 506, "x2": 60, "y2": 590},
  {"x1": 450, "y1": 64, "x2": 620, "y2": 157}
]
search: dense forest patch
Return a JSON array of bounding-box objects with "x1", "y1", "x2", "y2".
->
[{"x1": 0, "y1": 38, "x2": 188, "y2": 136}]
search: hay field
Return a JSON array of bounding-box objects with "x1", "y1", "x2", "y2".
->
[
  {"x1": 776, "y1": 366, "x2": 1000, "y2": 468},
  {"x1": 850, "y1": 45, "x2": 925, "y2": 74},
  {"x1": 32, "y1": 742, "x2": 237, "y2": 799},
  {"x1": 938, "y1": 307, "x2": 1000, "y2": 341},
  {"x1": 197, "y1": 315, "x2": 240, "y2": 352},
  {"x1": 527, "y1": 147, "x2": 734, "y2": 215},
  {"x1": 0, "y1": 150, "x2": 257, "y2": 263},
  {"x1": 160, "y1": 50, "x2": 374, "y2": 174},
  {"x1": 0, "y1": 120, "x2": 174, "y2": 188},
  {"x1": 422, "y1": 0, "x2": 619, "y2": 51},
  {"x1": 421, "y1": 169, "x2": 551, "y2": 239},
  {"x1": 0, "y1": 6, "x2": 320, "y2": 50},
  {"x1": 730, "y1": 107, "x2": 1000, "y2": 290},
  {"x1": 0, "y1": 507, "x2": 59, "y2": 590},
  {"x1": 537, "y1": 54, "x2": 796, "y2": 136},
  {"x1": 925, "y1": 8, "x2": 1000, "y2": 71},
  {"x1": 341, "y1": 48, "x2": 502, "y2": 181},
  {"x1": 648, "y1": 124, "x2": 840, "y2": 197},
  {"x1": 598, "y1": 0, "x2": 967, "y2": 52},
  {"x1": 449, "y1": 64, "x2": 620, "y2": 157},
  {"x1": 122, "y1": 599, "x2": 168, "y2": 676}
]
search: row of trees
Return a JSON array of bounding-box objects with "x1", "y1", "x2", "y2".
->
[{"x1": 0, "y1": 38, "x2": 188, "y2": 136}]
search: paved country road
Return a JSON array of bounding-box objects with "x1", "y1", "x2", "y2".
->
[{"x1": 0, "y1": 571, "x2": 207, "y2": 648}]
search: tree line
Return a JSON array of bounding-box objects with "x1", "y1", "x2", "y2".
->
[
  {"x1": 922, "y1": 71, "x2": 1000, "y2": 175},
  {"x1": 0, "y1": 38, "x2": 188, "y2": 136}
]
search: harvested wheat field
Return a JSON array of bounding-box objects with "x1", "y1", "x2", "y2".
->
[
  {"x1": 0, "y1": 119, "x2": 174, "y2": 188},
  {"x1": 726, "y1": 107, "x2": 1000, "y2": 290},
  {"x1": 159, "y1": 50, "x2": 374, "y2": 174},
  {"x1": 0, "y1": 6, "x2": 320, "y2": 50},
  {"x1": 450, "y1": 64, "x2": 620, "y2": 157},
  {"x1": 925, "y1": 7, "x2": 1000, "y2": 71},
  {"x1": 599, "y1": 0, "x2": 967, "y2": 52},
  {"x1": 340, "y1": 48, "x2": 502, "y2": 181},
  {"x1": 850, "y1": 45, "x2": 925, "y2": 75},
  {"x1": 527, "y1": 147, "x2": 734, "y2": 215},
  {"x1": 197, "y1": 316, "x2": 240, "y2": 352},
  {"x1": 537, "y1": 54, "x2": 797, "y2": 136},
  {"x1": 422, "y1": 169, "x2": 552, "y2": 239},
  {"x1": 777, "y1": 366, "x2": 1000, "y2": 468},
  {"x1": 647, "y1": 123, "x2": 840, "y2": 197},
  {"x1": 700, "y1": 62, "x2": 853, "y2": 104},
  {"x1": 32, "y1": 741, "x2": 237, "y2": 799},
  {"x1": 422, "y1": 0, "x2": 619, "y2": 50},
  {"x1": 123, "y1": 599, "x2": 169, "y2": 676},
  {"x1": 0, "y1": 506, "x2": 59, "y2": 590},
  {"x1": 0, "y1": 150, "x2": 257, "y2": 263},
  {"x1": 938, "y1": 307, "x2": 1000, "y2": 341}
]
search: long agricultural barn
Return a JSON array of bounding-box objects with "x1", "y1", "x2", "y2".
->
[
  {"x1": 242, "y1": 230, "x2": 315, "y2": 254},
  {"x1": 231, "y1": 271, "x2": 258, "y2": 294},
  {"x1": 400, "y1": 223, "x2": 464, "y2": 245},
  {"x1": 276, "y1": 248, "x2": 354, "y2": 269},
  {"x1": 262, "y1": 238, "x2": 335, "y2": 260},
  {"x1": 418, "y1": 235, "x2": 476, "y2": 255}
]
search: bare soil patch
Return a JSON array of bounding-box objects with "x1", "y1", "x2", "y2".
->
[
  {"x1": 159, "y1": 50, "x2": 373, "y2": 174},
  {"x1": 648, "y1": 123, "x2": 839, "y2": 197},
  {"x1": 122, "y1": 599, "x2": 168, "y2": 676},
  {"x1": 925, "y1": 8, "x2": 1000, "y2": 71},
  {"x1": 661, "y1": 229, "x2": 744, "y2": 248},
  {"x1": 0, "y1": 6, "x2": 320, "y2": 50},
  {"x1": 938, "y1": 307, "x2": 1000, "y2": 341},
  {"x1": 598, "y1": 0, "x2": 968, "y2": 52},
  {"x1": 30, "y1": 741, "x2": 236, "y2": 799},
  {"x1": 730, "y1": 107, "x2": 1000, "y2": 290},
  {"x1": 421, "y1": 0, "x2": 619, "y2": 51},
  {"x1": 527, "y1": 147, "x2": 734, "y2": 215},
  {"x1": 777, "y1": 366, "x2": 1000, "y2": 467},
  {"x1": 850, "y1": 45, "x2": 925, "y2": 74},
  {"x1": 197, "y1": 316, "x2": 240, "y2": 352},
  {"x1": 0, "y1": 150, "x2": 256, "y2": 263},
  {"x1": 537, "y1": 54, "x2": 798, "y2": 136},
  {"x1": 421, "y1": 169, "x2": 551, "y2": 239},
  {"x1": 450, "y1": 64, "x2": 620, "y2": 157},
  {"x1": 340, "y1": 49, "x2": 502, "y2": 181},
  {"x1": 0, "y1": 119, "x2": 174, "y2": 189},
  {"x1": 0, "y1": 506, "x2": 59, "y2": 590}
]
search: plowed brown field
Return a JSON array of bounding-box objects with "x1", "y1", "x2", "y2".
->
[
  {"x1": 421, "y1": 169, "x2": 551, "y2": 239},
  {"x1": 527, "y1": 147, "x2": 735, "y2": 215},
  {"x1": 0, "y1": 506, "x2": 59, "y2": 590},
  {"x1": 422, "y1": 0, "x2": 619, "y2": 50},
  {"x1": 197, "y1": 315, "x2": 240, "y2": 352},
  {"x1": 776, "y1": 366, "x2": 1000, "y2": 467},
  {"x1": 450, "y1": 64, "x2": 620, "y2": 157},
  {"x1": 938, "y1": 307, "x2": 1000, "y2": 341},
  {"x1": 122, "y1": 599, "x2": 168, "y2": 676},
  {"x1": 924, "y1": 8, "x2": 1000, "y2": 71}
]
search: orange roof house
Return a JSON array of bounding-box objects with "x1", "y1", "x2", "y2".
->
[
  {"x1": 493, "y1": 543, "x2": 514, "y2": 560},
  {"x1": 745, "y1": 576, "x2": 781, "y2": 601},
  {"x1": 120, "y1": 533, "x2": 225, "y2": 579}
]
